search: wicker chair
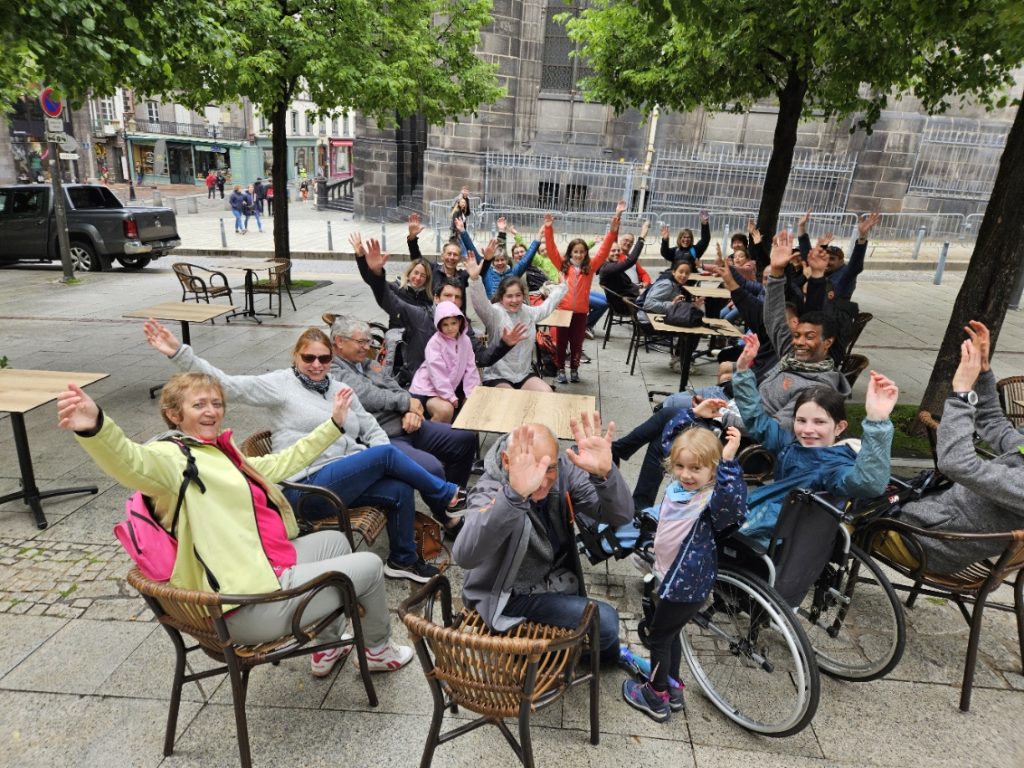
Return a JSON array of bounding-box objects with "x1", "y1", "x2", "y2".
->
[
  {"x1": 840, "y1": 353, "x2": 870, "y2": 391},
  {"x1": 250, "y1": 259, "x2": 296, "y2": 317},
  {"x1": 996, "y1": 375, "x2": 1024, "y2": 428},
  {"x1": 127, "y1": 567, "x2": 377, "y2": 768},
  {"x1": 861, "y1": 521, "x2": 1024, "y2": 712},
  {"x1": 844, "y1": 311, "x2": 874, "y2": 359},
  {"x1": 398, "y1": 576, "x2": 600, "y2": 768},
  {"x1": 917, "y1": 409, "x2": 996, "y2": 469},
  {"x1": 239, "y1": 430, "x2": 387, "y2": 548},
  {"x1": 172, "y1": 262, "x2": 233, "y2": 307}
]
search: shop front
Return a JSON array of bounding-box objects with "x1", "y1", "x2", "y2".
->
[{"x1": 329, "y1": 138, "x2": 354, "y2": 178}]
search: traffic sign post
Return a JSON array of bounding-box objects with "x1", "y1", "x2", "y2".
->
[{"x1": 39, "y1": 87, "x2": 63, "y2": 119}]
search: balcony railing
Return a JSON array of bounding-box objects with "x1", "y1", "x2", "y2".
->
[{"x1": 130, "y1": 119, "x2": 247, "y2": 140}]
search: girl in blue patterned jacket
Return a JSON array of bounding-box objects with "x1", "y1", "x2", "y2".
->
[{"x1": 623, "y1": 418, "x2": 747, "y2": 722}]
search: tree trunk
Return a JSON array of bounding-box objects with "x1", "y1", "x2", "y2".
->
[
  {"x1": 757, "y1": 70, "x2": 808, "y2": 236},
  {"x1": 271, "y1": 100, "x2": 290, "y2": 266},
  {"x1": 918, "y1": 98, "x2": 1024, "y2": 421}
]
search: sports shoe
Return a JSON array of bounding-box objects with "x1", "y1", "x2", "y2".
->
[
  {"x1": 310, "y1": 634, "x2": 354, "y2": 677},
  {"x1": 622, "y1": 679, "x2": 671, "y2": 722},
  {"x1": 669, "y1": 358, "x2": 681, "y2": 372},
  {"x1": 447, "y1": 487, "x2": 468, "y2": 515},
  {"x1": 668, "y1": 681, "x2": 686, "y2": 712},
  {"x1": 584, "y1": 328, "x2": 595, "y2": 340},
  {"x1": 556, "y1": 370, "x2": 568, "y2": 385},
  {"x1": 365, "y1": 640, "x2": 414, "y2": 672},
  {"x1": 383, "y1": 558, "x2": 440, "y2": 583},
  {"x1": 570, "y1": 369, "x2": 580, "y2": 383}
]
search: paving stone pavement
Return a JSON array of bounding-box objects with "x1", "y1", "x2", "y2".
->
[{"x1": 1, "y1": 236, "x2": 1023, "y2": 767}]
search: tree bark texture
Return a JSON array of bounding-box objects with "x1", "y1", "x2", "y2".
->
[
  {"x1": 918, "y1": 98, "x2": 1024, "y2": 421},
  {"x1": 271, "y1": 100, "x2": 291, "y2": 266},
  {"x1": 756, "y1": 70, "x2": 808, "y2": 237}
]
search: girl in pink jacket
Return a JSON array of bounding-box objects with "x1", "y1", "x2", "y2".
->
[{"x1": 410, "y1": 301, "x2": 481, "y2": 423}]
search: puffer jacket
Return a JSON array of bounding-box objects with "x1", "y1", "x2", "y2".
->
[
  {"x1": 410, "y1": 301, "x2": 481, "y2": 403},
  {"x1": 545, "y1": 224, "x2": 618, "y2": 314}
]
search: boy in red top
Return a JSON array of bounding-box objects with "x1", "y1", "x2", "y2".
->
[{"x1": 545, "y1": 201, "x2": 625, "y2": 384}]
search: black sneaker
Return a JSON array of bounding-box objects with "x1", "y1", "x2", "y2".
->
[
  {"x1": 384, "y1": 558, "x2": 440, "y2": 583},
  {"x1": 668, "y1": 682, "x2": 686, "y2": 712}
]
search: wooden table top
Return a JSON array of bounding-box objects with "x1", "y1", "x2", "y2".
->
[
  {"x1": 539, "y1": 309, "x2": 573, "y2": 327},
  {"x1": 214, "y1": 258, "x2": 277, "y2": 272},
  {"x1": 649, "y1": 315, "x2": 743, "y2": 337},
  {"x1": 0, "y1": 369, "x2": 109, "y2": 414},
  {"x1": 124, "y1": 301, "x2": 238, "y2": 323},
  {"x1": 453, "y1": 387, "x2": 597, "y2": 440},
  {"x1": 685, "y1": 284, "x2": 732, "y2": 299}
]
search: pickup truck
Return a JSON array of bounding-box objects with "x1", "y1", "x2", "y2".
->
[{"x1": 0, "y1": 183, "x2": 181, "y2": 271}]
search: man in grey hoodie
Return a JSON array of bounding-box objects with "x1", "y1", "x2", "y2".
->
[{"x1": 452, "y1": 413, "x2": 633, "y2": 661}]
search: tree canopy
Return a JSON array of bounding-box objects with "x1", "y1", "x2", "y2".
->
[{"x1": 565, "y1": 0, "x2": 1023, "y2": 231}]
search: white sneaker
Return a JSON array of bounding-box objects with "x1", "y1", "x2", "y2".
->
[
  {"x1": 365, "y1": 640, "x2": 414, "y2": 672},
  {"x1": 310, "y1": 633, "x2": 354, "y2": 677}
]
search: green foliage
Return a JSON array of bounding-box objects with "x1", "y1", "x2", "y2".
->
[
  {"x1": 0, "y1": 356, "x2": 8, "y2": 369},
  {"x1": 845, "y1": 404, "x2": 932, "y2": 459}
]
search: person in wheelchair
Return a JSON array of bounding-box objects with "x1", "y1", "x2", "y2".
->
[
  {"x1": 883, "y1": 321, "x2": 1024, "y2": 574},
  {"x1": 622, "y1": 424, "x2": 746, "y2": 723},
  {"x1": 730, "y1": 332, "x2": 897, "y2": 547}
]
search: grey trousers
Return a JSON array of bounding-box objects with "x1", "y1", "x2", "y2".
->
[{"x1": 224, "y1": 531, "x2": 390, "y2": 647}]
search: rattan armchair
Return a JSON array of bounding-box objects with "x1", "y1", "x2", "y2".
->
[
  {"x1": 239, "y1": 430, "x2": 387, "y2": 549},
  {"x1": 996, "y1": 375, "x2": 1024, "y2": 428},
  {"x1": 398, "y1": 576, "x2": 600, "y2": 768},
  {"x1": 250, "y1": 259, "x2": 296, "y2": 317},
  {"x1": 127, "y1": 567, "x2": 377, "y2": 768},
  {"x1": 861, "y1": 520, "x2": 1024, "y2": 712},
  {"x1": 172, "y1": 262, "x2": 233, "y2": 307}
]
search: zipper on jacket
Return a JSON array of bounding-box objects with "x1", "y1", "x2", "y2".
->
[{"x1": 193, "y1": 546, "x2": 221, "y2": 591}]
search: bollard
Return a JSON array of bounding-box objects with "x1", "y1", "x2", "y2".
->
[
  {"x1": 435, "y1": 227, "x2": 441, "y2": 253},
  {"x1": 167, "y1": 197, "x2": 178, "y2": 214},
  {"x1": 380, "y1": 219, "x2": 387, "y2": 251},
  {"x1": 912, "y1": 226, "x2": 926, "y2": 260},
  {"x1": 327, "y1": 220, "x2": 333, "y2": 252},
  {"x1": 219, "y1": 218, "x2": 228, "y2": 248},
  {"x1": 933, "y1": 242, "x2": 949, "y2": 285},
  {"x1": 186, "y1": 196, "x2": 198, "y2": 214},
  {"x1": 152, "y1": 189, "x2": 162, "y2": 206}
]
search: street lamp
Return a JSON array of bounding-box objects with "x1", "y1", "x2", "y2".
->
[{"x1": 119, "y1": 130, "x2": 136, "y2": 201}]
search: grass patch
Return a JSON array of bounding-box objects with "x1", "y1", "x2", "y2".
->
[
  {"x1": 845, "y1": 403, "x2": 932, "y2": 459},
  {"x1": 289, "y1": 279, "x2": 318, "y2": 289}
]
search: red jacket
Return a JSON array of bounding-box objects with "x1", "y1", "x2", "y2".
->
[{"x1": 545, "y1": 224, "x2": 618, "y2": 314}]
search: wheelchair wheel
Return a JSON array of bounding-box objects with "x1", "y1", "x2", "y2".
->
[
  {"x1": 798, "y1": 543, "x2": 905, "y2": 682},
  {"x1": 681, "y1": 566, "x2": 819, "y2": 737}
]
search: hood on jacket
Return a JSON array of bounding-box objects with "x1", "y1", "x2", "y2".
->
[
  {"x1": 482, "y1": 430, "x2": 512, "y2": 483},
  {"x1": 433, "y1": 300, "x2": 467, "y2": 337}
]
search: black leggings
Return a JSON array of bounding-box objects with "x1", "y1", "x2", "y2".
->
[{"x1": 647, "y1": 598, "x2": 703, "y2": 690}]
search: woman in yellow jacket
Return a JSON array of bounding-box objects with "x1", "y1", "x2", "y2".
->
[{"x1": 57, "y1": 372, "x2": 413, "y2": 678}]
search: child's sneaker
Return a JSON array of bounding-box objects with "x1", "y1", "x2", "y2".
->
[
  {"x1": 365, "y1": 640, "x2": 414, "y2": 672},
  {"x1": 570, "y1": 368, "x2": 580, "y2": 383},
  {"x1": 310, "y1": 634, "x2": 354, "y2": 677},
  {"x1": 556, "y1": 370, "x2": 568, "y2": 385},
  {"x1": 622, "y1": 679, "x2": 671, "y2": 722},
  {"x1": 668, "y1": 681, "x2": 686, "y2": 712}
]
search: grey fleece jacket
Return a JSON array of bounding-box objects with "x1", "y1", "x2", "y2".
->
[
  {"x1": 899, "y1": 370, "x2": 1024, "y2": 574},
  {"x1": 329, "y1": 356, "x2": 410, "y2": 437},
  {"x1": 452, "y1": 431, "x2": 633, "y2": 632}
]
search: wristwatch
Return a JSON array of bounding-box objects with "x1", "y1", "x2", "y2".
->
[{"x1": 950, "y1": 390, "x2": 978, "y2": 406}]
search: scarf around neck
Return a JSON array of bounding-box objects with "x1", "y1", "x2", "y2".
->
[
  {"x1": 292, "y1": 366, "x2": 331, "y2": 397},
  {"x1": 777, "y1": 353, "x2": 835, "y2": 373}
]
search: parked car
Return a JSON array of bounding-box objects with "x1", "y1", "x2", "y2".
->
[{"x1": 0, "y1": 184, "x2": 181, "y2": 271}]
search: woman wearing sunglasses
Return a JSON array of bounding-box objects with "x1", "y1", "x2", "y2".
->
[{"x1": 143, "y1": 319, "x2": 462, "y2": 583}]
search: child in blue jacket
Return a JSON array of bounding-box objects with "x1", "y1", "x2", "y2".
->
[{"x1": 623, "y1": 415, "x2": 747, "y2": 722}]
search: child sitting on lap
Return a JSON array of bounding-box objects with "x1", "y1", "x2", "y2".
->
[{"x1": 409, "y1": 301, "x2": 480, "y2": 424}]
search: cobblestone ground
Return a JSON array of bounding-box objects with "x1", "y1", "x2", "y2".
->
[{"x1": 0, "y1": 538, "x2": 148, "y2": 622}]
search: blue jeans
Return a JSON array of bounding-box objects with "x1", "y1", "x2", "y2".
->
[
  {"x1": 283, "y1": 445, "x2": 457, "y2": 567},
  {"x1": 587, "y1": 291, "x2": 609, "y2": 330},
  {"x1": 391, "y1": 419, "x2": 476, "y2": 491},
  {"x1": 231, "y1": 208, "x2": 243, "y2": 232},
  {"x1": 244, "y1": 209, "x2": 262, "y2": 232},
  {"x1": 504, "y1": 592, "x2": 621, "y2": 660}
]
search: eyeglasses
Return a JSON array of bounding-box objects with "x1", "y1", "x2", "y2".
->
[
  {"x1": 299, "y1": 353, "x2": 333, "y2": 364},
  {"x1": 342, "y1": 336, "x2": 371, "y2": 348}
]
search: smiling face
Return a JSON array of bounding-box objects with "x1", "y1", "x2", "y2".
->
[
  {"x1": 672, "y1": 262, "x2": 692, "y2": 285},
  {"x1": 171, "y1": 386, "x2": 225, "y2": 442},
  {"x1": 436, "y1": 283, "x2": 463, "y2": 309},
  {"x1": 793, "y1": 401, "x2": 847, "y2": 448},
  {"x1": 442, "y1": 244, "x2": 461, "y2": 271},
  {"x1": 511, "y1": 243, "x2": 526, "y2": 262},
  {"x1": 826, "y1": 247, "x2": 845, "y2": 273},
  {"x1": 619, "y1": 233, "x2": 635, "y2": 252},
  {"x1": 609, "y1": 242, "x2": 622, "y2": 260},
  {"x1": 499, "y1": 281, "x2": 525, "y2": 312},
  {"x1": 439, "y1": 316, "x2": 462, "y2": 339},
  {"x1": 570, "y1": 242, "x2": 587, "y2": 263},
  {"x1": 407, "y1": 263, "x2": 428, "y2": 289},
  {"x1": 791, "y1": 321, "x2": 832, "y2": 363},
  {"x1": 678, "y1": 230, "x2": 693, "y2": 248},
  {"x1": 493, "y1": 254, "x2": 509, "y2": 272},
  {"x1": 672, "y1": 448, "x2": 714, "y2": 492}
]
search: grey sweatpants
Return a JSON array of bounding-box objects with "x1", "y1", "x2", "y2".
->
[{"x1": 225, "y1": 531, "x2": 390, "y2": 647}]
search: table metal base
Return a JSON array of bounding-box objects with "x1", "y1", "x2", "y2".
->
[{"x1": 0, "y1": 412, "x2": 97, "y2": 529}]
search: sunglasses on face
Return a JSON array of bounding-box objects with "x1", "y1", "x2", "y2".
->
[{"x1": 300, "y1": 353, "x2": 333, "y2": 364}]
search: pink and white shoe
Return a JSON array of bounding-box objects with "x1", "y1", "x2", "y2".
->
[
  {"x1": 364, "y1": 641, "x2": 414, "y2": 672},
  {"x1": 310, "y1": 634, "x2": 354, "y2": 678}
]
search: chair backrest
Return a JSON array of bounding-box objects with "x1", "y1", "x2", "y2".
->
[
  {"x1": 917, "y1": 410, "x2": 940, "y2": 468},
  {"x1": 844, "y1": 312, "x2": 873, "y2": 358},
  {"x1": 603, "y1": 288, "x2": 631, "y2": 316},
  {"x1": 997, "y1": 375, "x2": 1024, "y2": 428},
  {"x1": 841, "y1": 353, "x2": 869, "y2": 389},
  {"x1": 240, "y1": 430, "x2": 274, "y2": 458},
  {"x1": 172, "y1": 262, "x2": 197, "y2": 290}
]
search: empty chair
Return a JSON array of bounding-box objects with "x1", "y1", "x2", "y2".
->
[
  {"x1": 600, "y1": 288, "x2": 633, "y2": 349},
  {"x1": 250, "y1": 259, "x2": 296, "y2": 317},
  {"x1": 996, "y1": 375, "x2": 1024, "y2": 428},
  {"x1": 172, "y1": 262, "x2": 233, "y2": 307}
]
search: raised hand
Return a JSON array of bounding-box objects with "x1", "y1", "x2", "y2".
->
[
  {"x1": 331, "y1": 387, "x2": 354, "y2": 427},
  {"x1": 348, "y1": 231, "x2": 366, "y2": 258},
  {"x1": 660, "y1": 224, "x2": 670, "y2": 240},
  {"x1": 566, "y1": 411, "x2": 615, "y2": 478},
  {"x1": 640, "y1": 219, "x2": 650, "y2": 238},
  {"x1": 736, "y1": 331, "x2": 760, "y2": 371},
  {"x1": 144, "y1": 318, "x2": 182, "y2": 356},
  {"x1": 815, "y1": 231, "x2": 834, "y2": 249},
  {"x1": 364, "y1": 237, "x2": 388, "y2": 274},
  {"x1": 482, "y1": 238, "x2": 498, "y2": 262},
  {"x1": 807, "y1": 247, "x2": 829, "y2": 277},
  {"x1": 56, "y1": 383, "x2": 100, "y2": 433},
  {"x1": 407, "y1": 213, "x2": 424, "y2": 240},
  {"x1": 715, "y1": 242, "x2": 724, "y2": 266},
  {"x1": 615, "y1": 199, "x2": 627, "y2": 215},
  {"x1": 497, "y1": 216, "x2": 507, "y2": 233},
  {"x1": 797, "y1": 209, "x2": 811, "y2": 233},
  {"x1": 454, "y1": 216, "x2": 465, "y2": 233},
  {"x1": 746, "y1": 217, "x2": 756, "y2": 235},
  {"x1": 864, "y1": 371, "x2": 899, "y2": 420},
  {"x1": 699, "y1": 209, "x2": 709, "y2": 224},
  {"x1": 693, "y1": 397, "x2": 728, "y2": 419},
  {"x1": 462, "y1": 250, "x2": 483, "y2": 279},
  {"x1": 750, "y1": 226, "x2": 762, "y2": 245},
  {"x1": 544, "y1": 212, "x2": 554, "y2": 228},
  {"x1": 722, "y1": 426, "x2": 742, "y2": 461},
  {"x1": 858, "y1": 211, "x2": 881, "y2": 239},
  {"x1": 501, "y1": 322, "x2": 529, "y2": 347},
  {"x1": 964, "y1": 320, "x2": 991, "y2": 372},
  {"x1": 460, "y1": 185, "x2": 469, "y2": 198},
  {"x1": 952, "y1": 338, "x2": 983, "y2": 392},
  {"x1": 769, "y1": 231, "x2": 794, "y2": 274},
  {"x1": 507, "y1": 424, "x2": 554, "y2": 498}
]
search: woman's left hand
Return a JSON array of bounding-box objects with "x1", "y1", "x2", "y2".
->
[
  {"x1": 56, "y1": 383, "x2": 99, "y2": 433},
  {"x1": 864, "y1": 371, "x2": 899, "y2": 420},
  {"x1": 736, "y1": 332, "x2": 760, "y2": 371},
  {"x1": 722, "y1": 427, "x2": 742, "y2": 461},
  {"x1": 331, "y1": 387, "x2": 354, "y2": 428}
]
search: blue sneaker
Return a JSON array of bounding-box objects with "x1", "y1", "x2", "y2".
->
[
  {"x1": 622, "y1": 679, "x2": 671, "y2": 722},
  {"x1": 668, "y1": 681, "x2": 685, "y2": 712}
]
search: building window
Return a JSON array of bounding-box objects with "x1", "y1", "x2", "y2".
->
[
  {"x1": 331, "y1": 117, "x2": 339, "y2": 136},
  {"x1": 541, "y1": 1, "x2": 593, "y2": 93},
  {"x1": 259, "y1": 114, "x2": 267, "y2": 132},
  {"x1": 146, "y1": 101, "x2": 159, "y2": 123},
  {"x1": 121, "y1": 90, "x2": 132, "y2": 115},
  {"x1": 290, "y1": 111, "x2": 299, "y2": 134},
  {"x1": 97, "y1": 97, "x2": 115, "y2": 123}
]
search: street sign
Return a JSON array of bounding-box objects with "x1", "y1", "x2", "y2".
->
[
  {"x1": 59, "y1": 152, "x2": 79, "y2": 160},
  {"x1": 60, "y1": 135, "x2": 79, "y2": 152},
  {"x1": 45, "y1": 118, "x2": 64, "y2": 132},
  {"x1": 45, "y1": 131, "x2": 68, "y2": 144},
  {"x1": 39, "y1": 87, "x2": 62, "y2": 118}
]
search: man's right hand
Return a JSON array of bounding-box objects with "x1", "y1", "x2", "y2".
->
[
  {"x1": 507, "y1": 424, "x2": 553, "y2": 498},
  {"x1": 768, "y1": 231, "x2": 794, "y2": 276}
]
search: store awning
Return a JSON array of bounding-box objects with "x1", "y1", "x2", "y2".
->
[{"x1": 330, "y1": 139, "x2": 353, "y2": 147}]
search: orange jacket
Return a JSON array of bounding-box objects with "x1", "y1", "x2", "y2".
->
[{"x1": 545, "y1": 224, "x2": 618, "y2": 314}]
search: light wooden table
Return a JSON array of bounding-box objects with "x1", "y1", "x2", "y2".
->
[
  {"x1": 649, "y1": 315, "x2": 743, "y2": 391},
  {"x1": 540, "y1": 308, "x2": 573, "y2": 327},
  {"x1": 0, "y1": 369, "x2": 109, "y2": 529},
  {"x1": 453, "y1": 387, "x2": 596, "y2": 440},
  {"x1": 685, "y1": 284, "x2": 732, "y2": 299}
]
